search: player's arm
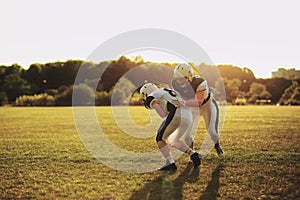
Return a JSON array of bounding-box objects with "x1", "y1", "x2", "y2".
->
[
  {"x1": 184, "y1": 90, "x2": 205, "y2": 107},
  {"x1": 151, "y1": 101, "x2": 168, "y2": 118},
  {"x1": 183, "y1": 79, "x2": 207, "y2": 107},
  {"x1": 145, "y1": 95, "x2": 168, "y2": 118}
]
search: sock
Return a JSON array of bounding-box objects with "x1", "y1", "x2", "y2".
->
[
  {"x1": 166, "y1": 157, "x2": 175, "y2": 164},
  {"x1": 186, "y1": 148, "x2": 195, "y2": 156}
]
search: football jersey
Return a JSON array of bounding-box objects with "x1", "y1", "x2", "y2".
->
[
  {"x1": 144, "y1": 88, "x2": 178, "y2": 113},
  {"x1": 172, "y1": 75, "x2": 209, "y2": 100}
]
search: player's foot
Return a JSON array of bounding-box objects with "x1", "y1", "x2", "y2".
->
[
  {"x1": 188, "y1": 150, "x2": 201, "y2": 163},
  {"x1": 190, "y1": 152, "x2": 201, "y2": 168},
  {"x1": 159, "y1": 163, "x2": 177, "y2": 171},
  {"x1": 215, "y1": 143, "x2": 224, "y2": 157}
]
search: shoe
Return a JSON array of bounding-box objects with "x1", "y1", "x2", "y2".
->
[
  {"x1": 190, "y1": 153, "x2": 201, "y2": 168},
  {"x1": 215, "y1": 143, "x2": 224, "y2": 157},
  {"x1": 159, "y1": 163, "x2": 177, "y2": 171}
]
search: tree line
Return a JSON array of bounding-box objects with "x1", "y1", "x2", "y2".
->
[{"x1": 0, "y1": 56, "x2": 299, "y2": 106}]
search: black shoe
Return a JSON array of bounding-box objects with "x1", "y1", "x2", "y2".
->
[
  {"x1": 190, "y1": 153, "x2": 201, "y2": 168},
  {"x1": 159, "y1": 163, "x2": 177, "y2": 171},
  {"x1": 215, "y1": 143, "x2": 225, "y2": 157}
]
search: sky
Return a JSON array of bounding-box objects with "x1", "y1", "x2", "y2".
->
[{"x1": 0, "y1": 0, "x2": 299, "y2": 78}]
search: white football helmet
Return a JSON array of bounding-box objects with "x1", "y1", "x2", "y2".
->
[
  {"x1": 173, "y1": 63, "x2": 194, "y2": 82},
  {"x1": 140, "y1": 83, "x2": 158, "y2": 101}
]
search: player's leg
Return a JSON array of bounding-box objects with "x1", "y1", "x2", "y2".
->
[
  {"x1": 202, "y1": 99, "x2": 224, "y2": 157},
  {"x1": 156, "y1": 117, "x2": 180, "y2": 171},
  {"x1": 168, "y1": 114, "x2": 201, "y2": 168},
  {"x1": 183, "y1": 107, "x2": 199, "y2": 149},
  {"x1": 169, "y1": 139, "x2": 201, "y2": 168},
  {"x1": 169, "y1": 116, "x2": 194, "y2": 152}
]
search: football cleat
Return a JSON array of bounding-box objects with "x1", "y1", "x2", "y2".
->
[
  {"x1": 190, "y1": 153, "x2": 201, "y2": 168},
  {"x1": 159, "y1": 163, "x2": 177, "y2": 171},
  {"x1": 214, "y1": 143, "x2": 225, "y2": 157}
]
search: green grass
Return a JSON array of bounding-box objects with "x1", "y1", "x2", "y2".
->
[{"x1": 0, "y1": 106, "x2": 299, "y2": 199}]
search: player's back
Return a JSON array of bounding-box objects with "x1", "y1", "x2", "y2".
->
[{"x1": 147, "y1": 88, "x2": 177, "y2": 112}]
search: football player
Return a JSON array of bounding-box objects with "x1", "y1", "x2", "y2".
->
[
  {"x1": 140, "y1": 83, "x2": 201, "y2": 171},
  {"x1": 172, "y1": 63, "x2": 224, "y2": 157}
]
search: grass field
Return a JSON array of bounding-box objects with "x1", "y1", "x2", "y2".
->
[{"x1": 0, "y1": 106, "x2": 299, "y2": 199}]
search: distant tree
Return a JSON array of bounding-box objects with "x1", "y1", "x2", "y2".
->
[
  {"x1": 0, "y1": 64, "x2": 31, "y2": 103},
  {"x1": 32, "y1": 60, "x2": 82, "y2": 91},
  {"x1": 220, "y1": 78, "x2": 242, "y2": 103},
  {"x1": 291, "y1": 87, "x2": 300, "y2": 105},
  {"x1": 257, "y1": 78, "x2": 292, "y2": 104},
  {"x1": 72, "y1": 84, "x2": 94, "y2": 106},
  {"x1": 124, "y1": 63, "x2": 173, "y2": 88},
  {"x1": 101, "y1": 56, "x2": 135, "y2": 92},
  {"x1": 0, "y1": 66, "x2": 8, "y2": 105},
  {"x1": 55, "y1": 85, "x2": 73, "y2": 106},
  {"x1": 58, "y1": 85, "x2": 70, "y2": 94},
  {"x1": 246, "y1": 82, "x2": 271, "y2": 104},
  {"x1": 111, "y1": 77, "x2": 136, "y2": 105},
  {"x1": 75, "y1": 61, "x2": 109, "y2": 87},
  {"x1": 55, "y1": 84, "x2": 94, "y2": 106},
  {"x1": 62, "y1": 60, "x2": 82, "y2": 85},
  {"x1": 2, "y1": 73, "x2": 31, "y2": 103},
  {"x1": 197, "y1": 63, "x2": 221, "y2": 87},
  {"x1": 132, "y1": 55, "x2": 144, "y2": 63},
  {"x1": 0, "y1": 66, "x2": 7, "y2": 86},
  {"x1": 44, "y1": 89, "x2": 59, "y2": 96},
  {"x1": 213, "y1": 78, "x2": 226, "y2": 102},
  {"x1": 278, "y1": 81, "x2": 300, "y2": 105},
  {"x1": 1, "y1": 59, "x2": 296, "y2": 107},
  {"x1": 0, "y1": 92, "x2": 8, "y2": 105},
  {"x1": 23, "y1": 63, "x2": 43, "y2": 93},
  {"x1": 217, "y1": 65, "x2": 256, "y2": 91},
  {"x1": 95, "y1": 91, "x2": 112, "y2": 106},
  {"x1": 4, "y1": 63, "x2": 23, "y2": 75}
]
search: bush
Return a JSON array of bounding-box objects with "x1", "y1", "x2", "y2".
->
[
  {"x1": 95, "y1": 91, "x2": 111, "y2": 106},
  {"x1": 55, "y1": 86, "x2": 73, "y2": 106},
  {"x1": 55, "y1": 84, "x2": 95, "y2": 106},
  {"x1": 72, "y1": 84, "x2": 94, "y2": 106},
  {"x1": 16, "y1": 93, "x2": 55, "y2": 106},
  {"x1": 234, "y1": 97, "x2": 247, "y2": 105},
  {"x1": 45, "y1": 89, "x2": 59, "y2": 96}
]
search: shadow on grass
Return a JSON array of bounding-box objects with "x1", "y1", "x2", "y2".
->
[
  {"x1": 199, "y1": 163, "x2": 225, "y2": 200},
  {"x1": 129, "y1": 163, "x2": 199, "y2": 200},
  {"x1": 129, "y1": 163, "x2": 224, "y2": 200}
]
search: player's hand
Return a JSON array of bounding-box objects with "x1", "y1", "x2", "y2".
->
[
  {"x1": 172, "y1": 98, "x2": 185, "y2": 107},
  {"x1": 172, "y1": 99, "x2": 180, "y2": 107}
]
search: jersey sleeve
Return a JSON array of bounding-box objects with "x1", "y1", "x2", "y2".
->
[
  {"x1": 196, "y1": 80, "x2": 208, "y2": 92},
  {"x1": 144, "y1": 96, "x2": 155, "y2": 109},
  {"x1": 191, "y1": 76, "x2": 208, "y2": 92}
]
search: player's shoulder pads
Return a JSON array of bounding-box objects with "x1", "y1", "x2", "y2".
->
[{"x1": 191, "y1": 76, "x2": 205, "y2": 91}]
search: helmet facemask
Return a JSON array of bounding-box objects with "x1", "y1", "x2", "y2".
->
[{"x1": 173, "y1": 63, "x2": 194, "y2": 87}]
